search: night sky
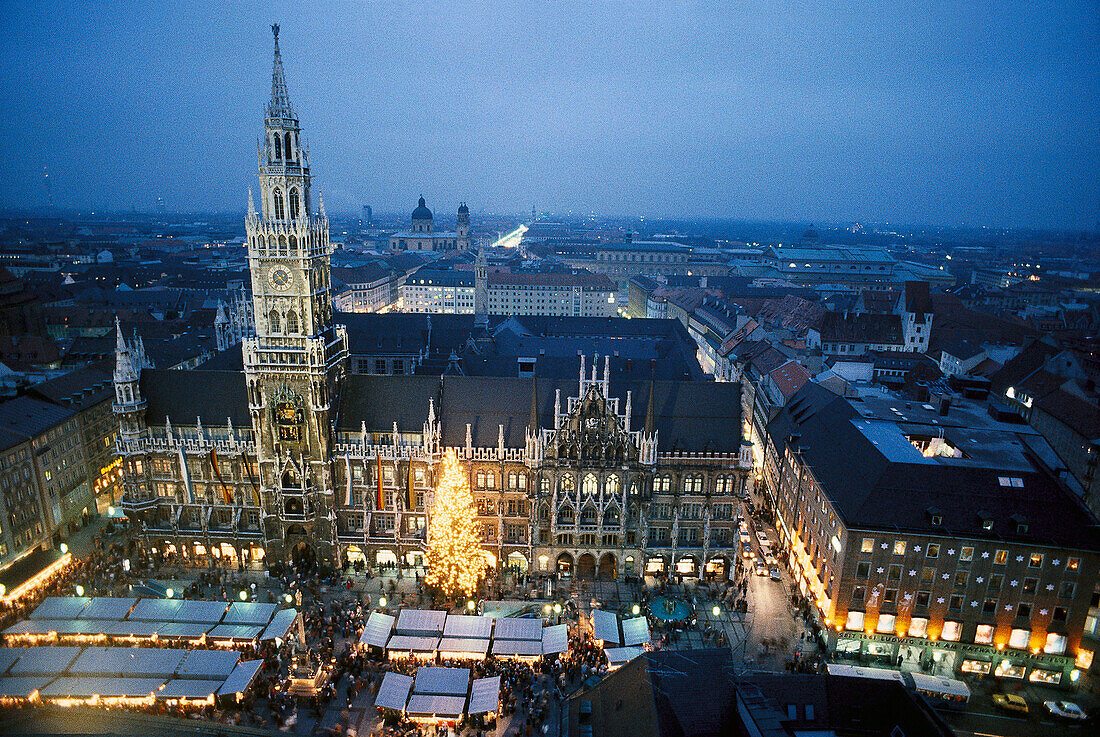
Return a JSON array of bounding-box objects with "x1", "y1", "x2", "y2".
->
[{"x1": 1, "y1": 1, "x2": 1097, "y2": 228}]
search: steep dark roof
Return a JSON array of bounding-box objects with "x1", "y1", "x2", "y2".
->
[
  {"x1": 337, "y1": 374, "x2": 441, "y2": 433},
  {"x1": 338, "y1": 312, "x2": 477, "y2": 355},
  {"x1": 904, "y1": 280, "x2": 933, "y2": 315},
  {"x1": 0, "y1": 396, "x2": 76, "y2": 452},
  {"x1": 27, "y1": 367, "x2": 113, "y2": 411},
  {"x1": 140, "y1": 369, "x2": 250, "y2": 426},
  {"x1": 768, "y1": 383, "x2": 1100, "y2": 550},
  {"x1": 988, "y1": 337, "x2": 1062, "y2": 395},
  {"x1": 1035, "y1": 389, "x2": 1100, "y2": 441},
  {"x1": 818, "y1": 311, "x2": 902, "y2": 344}
]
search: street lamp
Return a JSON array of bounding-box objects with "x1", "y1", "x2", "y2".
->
[
  {"x1": 712, "y1": 605, "x2": 721, "y2": 618},
  {"x1": 553, "y1": 603, "x2": 561, "y2": 614},
  {"x1": 239, "y1": 590, "x2": 248, "y2": 601},
  {"x1": 543, "y1": 604, "x2": 551, "y2": 615},
  {"x1": 75, "y1": 585, "x2": 84, "y2": 597},
  {"x1": 59, "y1": 543, "x2": 68, "y2": 554},
  {"x1": 284, "y1": 593, "x2": 293, "y2": 604},
  {"x1": 631, "y1": 604, "x2": 640, "y2": 616},
  {"x1": 467, "y1": 600, "x2": 476, "y2": 612},
  {"x1": 378, "y1": 596, "x2": 387, "y2": 608},
  {"x1": 165, "y1": 588, "x2": 174, "y2": 599}
]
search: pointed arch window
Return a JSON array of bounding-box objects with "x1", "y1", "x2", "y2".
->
[
  {"x1": 278, "y1": 235, "x2": 288, "y2": 255},
  {"x1": 579, "y1": 505, "x2": 597, "y2": 525},
  {"x1": 582, "y1": 473, "x2": 598, "y2": 495},
  {"x1": 557, "y1": 505, "x2": 574, "y2": 526},
  {"x1": 603, "y1": 505, "x2": 620, "y2": 526},
  {"x1": 289, "y1": 189, "x2": 300, "y2": 219},
  {"x1": 268, "y1": 310, "x2": 281, "y2": 333},
  {"x1": 285, "y1": 310, "x2": 299, "y2": 334},
  {"x1": 288, "y1": 235, "x2": 297, "y2": 251},
  {"x1": 605, "y1": 474, "x2": 620, "y2": 496},
  {"x1": 284, "y1": 132, "x2": 293, "y2": 162},
  {"x1": 273, "y1": 134, "x2": 282, "y2": 160},
  {"x1": 559, "y1": 475, "x2": 575, "y2": 493},
  {"x1": 273, "y1": 189, "x2": 285, "y2": 220}
]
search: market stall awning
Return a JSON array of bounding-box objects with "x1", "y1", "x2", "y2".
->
[
  {"x1": 491, "y1": 639, "x2": 542, "y2": 657},
  {"x1": 154, "y1": 622, "x2": 213, "y2": 640},
  {"x1": 386, "y1": 635, "x2": 439, "y2": 653},
  {"x1": 222, "y1": 602, "x2": 277, "y2": 626},
  {"x1": 412, "y1": 666, "x2": 470, "y2": 696},
  {"x1": 0, "y1": 675, "x2": 53, "y2": 698},
  {"x1": 2, "y1": 619, "x2": 68, "y2": 636},
  {"x1": 443, "y1": 614, "x2": 493, "y2": 639},
  {"x1": 0, "y1": 648, "x2": 24, "y2": 674},
  {"x1": 174, "y1": 600, "x2": 230, "y2": 624},
  {"x1": 216, "y1": 659, "x2": 263, "y2": 697},
  {"x1": 7, "y1": 646, "x2": 81, "y2": 676},
  {"x1": 176, "y1": 649, "x2": 240, "y2": 679},
  {"x1": 1, "y1": 549, "x2": 70, "y2": 603},
  {"x1": 79, "y1": 597, "x2": 138, "y2": 620},
  {"x1": 395, "y1": 609, "x2": 446, "y2": 636},
  {"x1": 467, "y1": 675, "x2": 500, "y2": 715},
  {"x1": 492, "y1": 618, "x2": 542, "y2": 641},
  {"x1": 359, "y1": 612, "x2": 395, "y2": 648},
  {"x1": 541, "y1": 624, "x2": 568, "y2": 656},
  {"x1": 405, "y1": 693, "x2": 466, "y2": 718},
  {"x1": 621, "y1": 616, "x2": 651, "y2": 646},
  {"x1": 260, "y1": 608, "x2": 298, "y2": 642},
  {"x1": 604, "y1": 646, "x2": 643, "y2": 668},
  {"x1": 69, "y1": 646, "x2": 186, "y2": 679},
  {"x1": 156, "y1": 679, "x2": 221, "y2": 701},
  {"x1": 40, "y1": 676, "x2": 165, "y2": 699},
  {"x1": 375, "y1": 671, "x2": 413, "y2": 710},
  {"x1": 30, "y1": 596, "x2": 90, "y2": 621},
  {"x1": 127, "y1": 598, "x2": 184, "y2": 622},
  {"x1": 592, "y1": 609, "x2": 620, "y2": 645},
  {"x1": 437, "y1": 637, "x2": 489, "y2": 657},
  {"x1": 207, "y1": 624, "x2": 262, "y2": 642}
]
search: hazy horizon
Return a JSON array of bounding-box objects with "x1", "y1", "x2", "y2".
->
[{"x1": 1, "y1": 2, "x2": 1098, "y2": 230}]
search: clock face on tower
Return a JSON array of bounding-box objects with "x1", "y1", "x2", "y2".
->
[{"x1": 269, "y1": 267, "x2": 291, "y2": 289}]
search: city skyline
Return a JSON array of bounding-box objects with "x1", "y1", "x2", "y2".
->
[{"x1": 1, "y1": 1, "x2": 1098, "y2": 229}]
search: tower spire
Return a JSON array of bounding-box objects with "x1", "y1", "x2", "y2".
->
[{"x1": 268, "y1": 23, "x2": 293, "y2": 119}]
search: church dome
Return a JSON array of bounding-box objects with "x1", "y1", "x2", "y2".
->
[
  {"x1": 457, "y1": 202, "x2": 469, "y2": 214},
  {"x1": 412, "y1": 196, "x2": 433, "y2": 221}
]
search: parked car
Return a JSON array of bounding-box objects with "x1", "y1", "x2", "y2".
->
[
  {"x1": 739, "y1": 532, "x2": 752, "y2": 544},
  {"x1": 764, "y1": 554, "x2": 778, "y2": 566},
  {"x1": 1044, "y1": 701, "x2": 1088, "y2": 721},
  {"x1": 738, "y1": 521, "x2": 749, "y2": 533},
  {"x1": 768, "y1": 565, "x2": 781, "y2": 581},
  {"x1": 992, "y1": 694, "x2": 1028, "y2": 715},
  {"x1": 756, "y1": 531, "x2": 770, "y2": 544},
  {"x1": 741, "y1": 542, "x2": 754, "y2": 558},
  {"x1": 754, "y1": 560, "x2": 768, "y2": 576}
]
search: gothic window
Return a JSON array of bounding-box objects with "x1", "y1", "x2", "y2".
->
[
  {"x1": 273, "y1": 134, "x2": 282, "y2": 160},
  {"x1": 683, "y1": 475, "x2": 703, "y2": 493},
  {"x1": 582, "y1": 474, "x2": 598, "y2": 495},
  {"x1": 281, "y1": 470, "x2": 299, "y2": 489},
  {"x1": 289, "y1": 235, "x2": 297, "y2": 251},
  {"x1": 557, "y1": 506, "x2": 574, "y2": 525},
  {"x1": 273, "y1": 189, "x2": 285, "y2": 220},
  {"x1": 284, "y1": 132, "x2": 293, "y2": 161},
  {"x1": 603, "y1": 506, "x2": 620, "y2": 525},
  {"x1": 289, "y1": 189, "x2": 300, "y2": 219},
  {"x1": 285, "y1": 310, "x2": 299, "y2": 334},
  {"x1": 559, "y1": 475, "x2": 575, "y2": 493},
  {"x1": 653, "y1": 475, "x2": 671, "y2": 493},
  {"x1": 268, "y1": 310, "x2": 281, "y2": 333},
  {"x1": 278, "y1": 235, "x2": 288, "y2": 255},
  {"x1": 605, "y1": 474, "x2": 620, "y2": 496},
  {"x1": 579, "y1": 505, "x2": 597, "y2": 525}
]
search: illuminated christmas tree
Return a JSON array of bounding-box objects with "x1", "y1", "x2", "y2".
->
[{"x1": 425, "y1": 449, "x2": 484, "y2": 598}]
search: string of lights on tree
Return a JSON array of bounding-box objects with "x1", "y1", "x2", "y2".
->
[{"x1": 425, "y1": 449, "x2": 485, "y2": 598}]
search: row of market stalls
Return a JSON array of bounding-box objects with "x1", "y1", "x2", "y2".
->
[
  {"x1": 1, "y1": 596, "x2": 298, "y2": 647},
  {"x1": 0, "y1": 645, "x2": 264, "y2": 708},
  {"x1": 359, "y1": 610, "x2": 569, "y2": 662},
  {"x1": 375, "y1": 666, "x2": 501, "y2": 725},
  {"x1": 592, "y1": 608, "x2": 652, "y2": 671}
]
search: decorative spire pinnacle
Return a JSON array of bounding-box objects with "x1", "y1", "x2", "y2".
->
[
  {"x1": 115, "y1": 316, "x2": 127, "y2": 354},
  {"x1": 318, "y1": 191, "x2": 326, "y2": 219},
  {"x1": 247, "y1": 188, "x2": 255, "y2": 217},
  {"x1": 267, "y1": 23, "x2": 293, "y2": 119}
]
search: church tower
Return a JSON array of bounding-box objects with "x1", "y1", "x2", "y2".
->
[
  {"x1": 456, "y1": 202, "x2": 470, "y2": 250},
  {"x1": 244, "y1": 25, "x2": 348, "y2": 568}
]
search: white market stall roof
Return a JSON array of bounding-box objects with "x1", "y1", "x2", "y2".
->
[
  {"x1": 40, "y1": 676, "x2": 165, "y2": 699},
  {"x1": 128, "y1": 598, "x2": 184, "y2": 621},
  {"x1": 492, "y1": 617, "x2": 542, "y2": 641},
  {"x1": 592, "y1": 609, "x2": 620, "y2": 645},
  {"x1": 395, "y1": 609, "x2": 447, "y2": 636},
  {"x1": 467, "y1": 675, "x2": 500, "y2": 715},
  {"x1": 173, "y1": 600, "x2": 230, "y2": 624},
  {"x1": 7, "y1": 646, "x2": 82, "y2": 675},
  {"x1": 207, "y1": 624, "x2": 263, "y2": 642},
  {"x1": 375, "y1": 671, "x2": 413, "y2": 710},
  {"x1": 69, "y1": 646, "x2": 186, "y2": 678},
  {"x1": 155, "y1": 622, "x2": 213, "y2": 640},
  {"x1": 0, "y1": 675, "x2": 53, "y2": 698},
  {"x1": 216, "y1": 659, "x2": 264, "y2": 697},
  {"x1": 359, "y1": 612, "x2": 396, "y2": 648},
  {"x1": 31, "y1": 597, "x2": 92, "y2": 620},
  {"x1": 260, "y1": 608, "x2": 298, "y2": 642},
  {"x1": 491, "y1": 639, "x2": 542, "y2": 658},
  {"x1": 157, "y1": 679, "x2": 221, "y2": 701},
  {"x1": 541, "y1": 624, "x2": 568, "y2": 656},
  {"x1": 386, "y1": 635, "x2": 439, "y2": 653},
  {"x1": 223, "y1": 602, "x2": 277, "y2": 626},
  {"x1": 437, "y1": 638, "x2": 489, "y2": 657},
  {"x1": 406, "y1": 693, "x2": 466, "y2": 718},
  {"x1": 80, "y1": 597, "x2": 138, "y2": 620},
  {"x1": 176, "y1": 649, "x2": 240, "y2": 679},
  {"x1": 443, "y1": 614, "x2": 493, "y2": 639},
  {"x1": 604, "y1": 646, "x2": 643, "y2": 668},
  {"x1": 621, "y1": 616, "x2": 651, "y2": 647},
  {"x1": 413, "y1": 666, "x2": 470, "y2": 696},
  {"x1": 0, "y1": 648, "x2": 24, "y2": 674},
  {"x1": 2, "y1": 619, "x2": 62, "y2": 636}
]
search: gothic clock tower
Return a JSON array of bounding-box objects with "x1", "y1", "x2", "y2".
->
[{"x1": 244, "y1": 25, "x2": 347, "y2": 569}]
